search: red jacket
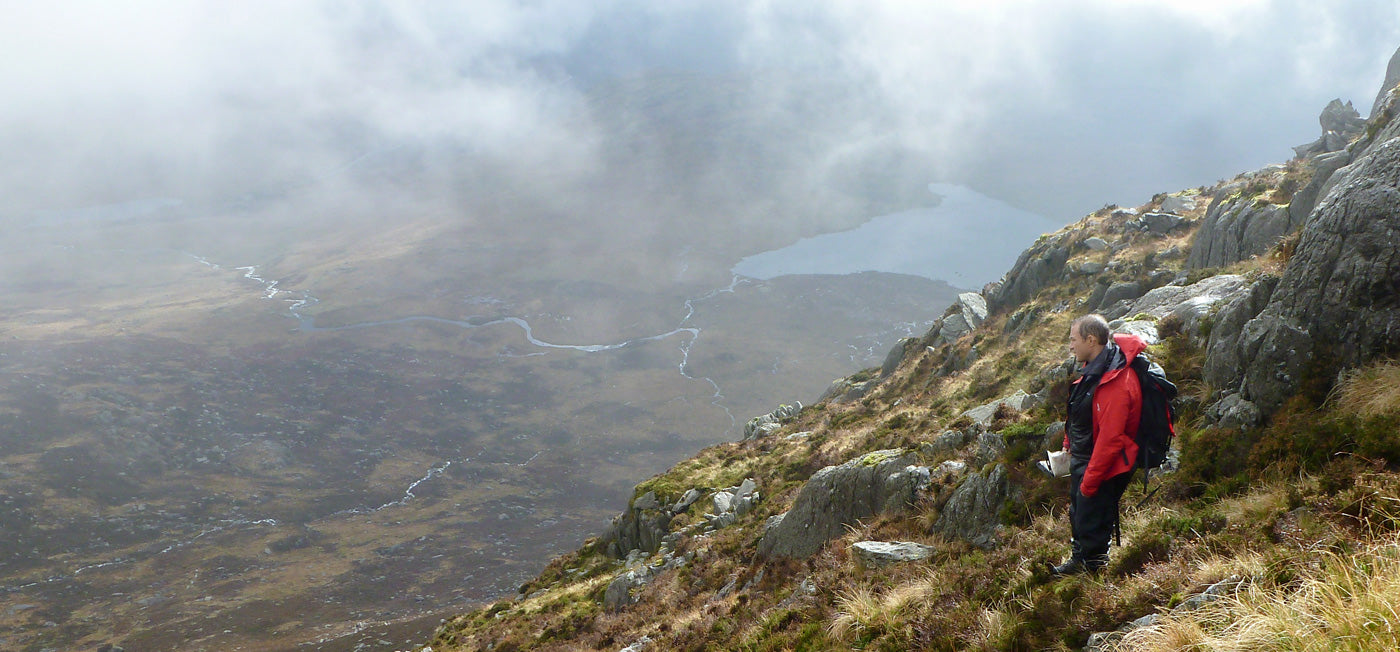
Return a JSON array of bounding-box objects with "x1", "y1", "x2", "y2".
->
[{"x1": 1063, "y1": 333, "x2": 1143, "y2": 497}]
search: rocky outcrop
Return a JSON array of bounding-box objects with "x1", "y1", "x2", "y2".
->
[
  {"x1": 1160, "y1": 194, "x2": 1198, "y2": 214},
  {"x1": 931, "y1": 293, "x2": 988, "y2": 346},
  {"x1": 850, "y1": 541, "x2": 936, "y2": 568},
  {"x1": 1187, "y1": 194, "x2": 1297, "y2": 270},
  {"x1": 1115, "y1": 274, "x2": 1251, "y2": 337},
  {"x1": 961, "y1": 390, "x2": 1042, "y2": 428},
  {"x1": 880, "y1": 337, "x2": 919, "y2": 378},
  {"x1": 1221, "y1": 136, "x2": 1400, "y2": 416},
  {"x1": 987, "y1": 234, "x2": 1072, "y2": 313},
  {"x1": 758, "y1": 450, "x2": 930, "y2": 559},
  {"x1": 1202, "y1": 275, "x2": 1281, "y2": 395},
  {"x1": 744, "y1": 402, "x2": 802, "y2": 440},
  {"x1": 1372, "y1": 46, "x2": 1400, "y2": 118},
  {"x1": 1288, "y1": 150, "x2": 1354, "y2": 226},
  {"x1": 600, "y1": 491, "x2": 674, "y2": 559},
  {"x1": 1294, "y1": 99, "x2": 1366, "y2": 159},
  {"x1": 931, "y1": 463, "x2": 1019, "y2": 549}
]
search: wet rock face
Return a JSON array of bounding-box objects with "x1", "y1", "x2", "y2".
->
[
  {"x1": 1230, "y1": 136, "x2": 1400, "y2": 415},
  {"x1": 758, "y1": 450, "x2": 929, "y2": 559}
]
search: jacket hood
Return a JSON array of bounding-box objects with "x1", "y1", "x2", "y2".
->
[{"x1": 1112, "y1": 332, "x2": 1147, "y2": 363}]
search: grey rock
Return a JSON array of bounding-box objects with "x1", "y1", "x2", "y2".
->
[
  {"x1": 1321, "y1": 98, "x2": 1365, "y2": 135},
  {"x1": 619, "y1": 635, "x2": 654, "y2": 652},
  {"x1": 820, "y1": 378, "x2": 877, "y2": 404},
  {"x1": 880, "y1": 337, "x2": 919, "y2": 378},
  {"x1": 711, "y1": 491, "x2": 734, "y2": 515},
  {"x1": 1143, "y1": 211, "x2": 1186, "y2": 235},
  {"x1": 1372, "y1": 46, "x2": 1400, "y2": 118},
  {"x1": 1203, "y1": 275, "x2": 1280, "y2": 390},
  {"x1": 850, "y1": 541, "x2": 937, "y2": 568},
  {"x1": 1188, "y1": 194, "x2": 1297, "y2": 270},
  {"x1": 735, "y1": 478, "x2": 758, "y2": 500},
  {"x1": 988, "y1": 239, "x2": 1072, "y2": 313},
  {"x1": 1223, "y1": 136, "x2": 1400, "y2": 417},
  {"x1": 632, "y1": 491, "x2": 660, "y2": 511},
  {"x1": 932, "y1": 460, "x2": 968, "y2": 481},
  {"x1": 969, "y1": 432, "x2": 1007, "y2": 468},
  {"x1": 961, "y1": 390, "x2": 1042, "y2": 428},
  {"x1": 1113, "y1": 320, "x2": 1159, "y2": 345},
  {"x1": 1076, "y1": 261, "x2": 1105, "y2": 275},
  {"x1": 671, "y1": 488, "x2": 703, "y2": 514},
  {"x1": 935, "y1": 293, "x2": 989, "y2": 345},
  {"x1": 1120, "y1": 274, "x2": 1250, "y2": 336},
  {"x1": 601, "y1": 491, "x2": 674, "y2": 559},
  {"x1": 1084, "y1": 237, "x2": 1109, "y2": 251},
  {"x1": 1207, "y1": 394, "x2": 1261, "y2": 430},
  {"x1": 603, "y1": 566, "x2": 654, "y2": 611},
  {"x1": 1160, "y1": 194, "x2": 1198, "y2": 214},
  {"x1": 931, "y1": 464, "x2": 1019, "y2": 549},
  {"x1": 1289, "y1": 150, "x2": 1353, "y2": 227},
  {"x1": 758, "y1": 450, "x2": 929, "y2": 559},
  {"x1": 921, "y1": 430, "x2": 968, "y2": 456},
  {"x1": 744, "y1": 402, "x2": 802, "y2": 440},
  {"x1": 1098, "y1": 281, "x2": 1145, "y2": 314}
]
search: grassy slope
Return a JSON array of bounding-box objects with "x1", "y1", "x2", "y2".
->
[{"x1": 419, "y1": 160, "x2": 1400, "y2": 651}]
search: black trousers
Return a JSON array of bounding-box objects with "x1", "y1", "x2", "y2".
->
[{"x1": 1068, "y1": 465, "x2": 1133, "y2": 563}]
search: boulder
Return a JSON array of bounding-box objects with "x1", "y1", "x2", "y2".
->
[
  {"x1": 758, "y1": 450, "x2": 930, "y2": 559},
  {"x1": 920, "y1": 430, "x2": 969, "y2": 456},
  {"x1": 820, "y1": 377, "x2": 877, "y2": 404},
  {"x1": 1187, "y1": 195, "x2": 1297, "y2": 270},
  {"x1": 934, "y1": 293, "x2": 989, "y2": 345},
  {"x1": 1230, "y1": 136, "x2": 1400, "y2": 415},
  {"x1": 931, "y1": 464, "x2": 1019, "y2": 549},
  {"x1": 1207, "y1": 394, "x2": 1262, "y2": 431},
  {"x1": 1084, "y1": 237, "x2": 1109, "y2": 251},
  {"x1": 1160, "y1": 194, "x2": 1198, "y2": 214},
  {"x1": 850, "y1": 541, "x2": 936, "y2": 568},
  {"x1": 961, "y1": 390, "x2": 1041, "y2": 428},
  {"x1": 1098, "y1": 281, "x2": 1145, "y2": 314},
  {"x1": 1112, "y1": 320, "x2": 1159, "y2": 346},
  {"x1": 1142, "y1": 212, "x2": 1186, "y2": 235},
  {"x1": 744, "y1": 402, "x2": 802, "y2": 440}
]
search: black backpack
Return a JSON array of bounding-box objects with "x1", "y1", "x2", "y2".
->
[{"x1": 1131, "y1": 354, "x2": 1178, "y2": 487}]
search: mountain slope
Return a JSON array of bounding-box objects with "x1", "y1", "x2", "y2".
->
[{"x1": 418, "y1": 56, "x2": 1400, "y2": 652}]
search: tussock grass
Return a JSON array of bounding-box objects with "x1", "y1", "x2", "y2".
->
[
  {"x1": 1333, "y1": 359, "x2": 1400, "y2": 420},
  {"x1": 828, "y1": 570, "x2": 945, "y2": 642},
  {"x1": 1122, "y1": 533, "x2": 1400, "y2": 651}
]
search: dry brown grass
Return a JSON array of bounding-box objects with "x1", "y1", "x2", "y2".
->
[
  {"x1": 1120, "y1": 532, "x2": 1400, "y2": 651},
  {"x1": 1332, "y1": 359, "x2": 1400, "y2": 420}
]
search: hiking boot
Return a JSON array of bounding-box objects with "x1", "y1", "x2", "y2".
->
[
  {"x1": 1051, "y1": 557, "x2": 1089, "y2": 576},
  {"x1": 1051, "y1": 556, "x2": 1106, "y2": 576}
]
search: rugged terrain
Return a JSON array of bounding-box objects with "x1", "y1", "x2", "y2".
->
[{"x1": 419, "y1": 56, "x2": 1400, "y2": 651}]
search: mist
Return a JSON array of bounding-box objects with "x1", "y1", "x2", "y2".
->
[{"x1": 4, "y1": 1, "x2": 1397, "y2": 225}]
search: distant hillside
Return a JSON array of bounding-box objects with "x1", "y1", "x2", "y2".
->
[{"x1": 420, "y1": 47, "x2": 1400, "y2": 651}]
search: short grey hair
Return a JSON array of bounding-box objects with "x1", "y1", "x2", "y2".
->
[{"x1": 1072, "y1": 314, "x2": 1111, "y2": 346}]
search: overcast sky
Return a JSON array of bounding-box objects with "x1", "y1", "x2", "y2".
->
[{"x1": 3, "y1": 1, "x2": 1398, "y2": 223}]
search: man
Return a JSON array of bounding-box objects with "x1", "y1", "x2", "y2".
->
[{"x1": 1053, "y1": 314, "x2": 1144, "y2": 576}]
